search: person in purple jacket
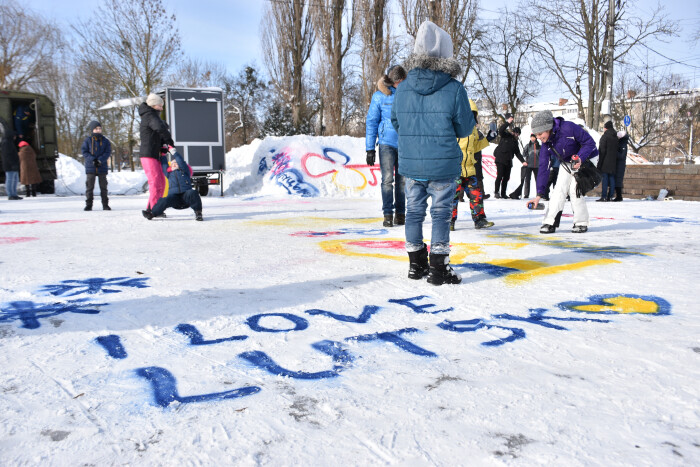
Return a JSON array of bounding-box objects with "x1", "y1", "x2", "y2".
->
[{"x1": 527, "y1": 110, "x2": 599, "y2": 234}]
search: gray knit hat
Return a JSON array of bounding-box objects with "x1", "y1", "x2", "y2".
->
[
  {"x1": 146, "y1": 93, "x2": 164, "y2": 107},
  {"x1": 531, "y1": 110, "x2": 554, "y2": 134},
  {"x1": 414, "y1": 21, "x2": 453, "y2": 59}
]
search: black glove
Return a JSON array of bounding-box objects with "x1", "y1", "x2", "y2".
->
[
  {"x1": 93, "y1": 159, "x2": 101, "y2": 168},
  {"x1": 166, "y1": 138, "x2": 175, "y2": 147},
  {"x1": 366, "y1": 150, "x2": 376, "y2": 166}
]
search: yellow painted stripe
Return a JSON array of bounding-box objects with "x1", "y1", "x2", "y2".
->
[{"x1": 504, "y1": 258, "x2": 620, "y2": 284}]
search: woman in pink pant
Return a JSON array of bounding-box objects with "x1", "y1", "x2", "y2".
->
[{"x1": 138, "y1": 93, "x2": 175, "y2": 213}]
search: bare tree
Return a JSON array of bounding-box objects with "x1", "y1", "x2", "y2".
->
[
  {"x1": 170, "y1": 58, "x2": 227, "y2": 89},
  {"x1": 311, "y1": 0, "x2": 359, "y2": 135},
  {"x1": 472, "y1": 8, "x2": 539, "y2": 118},
  {"x1": 260, "y1": 0, "x2": 315, "y2": 130},
  {"x1": 357, "y1": 0, "x2": 397, "y2": 109},
  {"x1": 72, "y1": 0, "x2": 182, "y2": 97},
  {"x1": 529, "y1": 0, "x2": 675, "y2": 129},
  {"x1": 397, "y1": 0, "x2": 480, "y2": 78},
  {"x1": 0, "y1": 1, "x2": 63, "y2": 90},
  {"x1": 223, "y1": 65, "x2": 268, "y2": 147}
]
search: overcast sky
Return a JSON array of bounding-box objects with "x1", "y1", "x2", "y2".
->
[{"x1": 24, "y1": 0, "x2": 700, "y2": 103}]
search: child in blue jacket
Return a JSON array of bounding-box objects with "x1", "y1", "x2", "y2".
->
[{"x1": 142, "y1": 149, "x2": 203, "y2": 221}]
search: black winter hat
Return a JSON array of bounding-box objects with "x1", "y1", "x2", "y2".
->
[
  {"x1": 505, "y1": 113, "x2": 513, "y2": 120},
  {"x1": 604, "y1": 121, "x2": 614, "y2": 130},
  {"x1": 88, "y1": 120, "x2": 102, "y2": 132},
  {"x1": 513, "y1": 126, "x2": 521, "y2": 134}
]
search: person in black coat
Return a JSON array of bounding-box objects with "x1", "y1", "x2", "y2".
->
[
  {"x1": 139, "y1": 93, "x2": 175, "y2": 213},
  {"x1": 597, "y1": 121, "x2": 618, "y2": 201},
  {"x1": 81, "y1": 121, "x2": 112, "y2": 210},
  {"x1": 493, "y1": 124, "x2": 525, "y2": 198},
  {"x1": 613, "y1": 130, "x2": 629, "y2": 202},
  {"x1": 1, "y1": 117, "x2": 22, "y2": 200}
]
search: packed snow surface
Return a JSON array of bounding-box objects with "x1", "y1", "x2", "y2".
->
[{"x1": 1, "y1": 137, "x2": 698, "y2": 465}]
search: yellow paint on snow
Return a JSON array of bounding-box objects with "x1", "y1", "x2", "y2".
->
[
  {"x1": 572, "y1": 296, "x2": 660, "y2": 314},
  {"x1": 504, "y1": 258, "x2": 620, "y2": 285}
]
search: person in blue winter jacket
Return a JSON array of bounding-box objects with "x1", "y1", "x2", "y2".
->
[
  {"x1": 365, "y1": 65, "x2": 407, "y2": 227},
  {"x1": 528, "y1": 110, "x2": 599, "y2": 234},
  {"x1": 81, "y1": 121, "x2": 111, "y2": 211},
  {"x1": 391, "y1": 20, "x2": 475, "y2": 286},
  {"x1": 142, "y1": 149, "x2": 203, "y2": 221}
]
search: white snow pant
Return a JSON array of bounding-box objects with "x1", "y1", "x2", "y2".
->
[{"x1": 542, "y1": 163, "x2": 589, "y2": 227}]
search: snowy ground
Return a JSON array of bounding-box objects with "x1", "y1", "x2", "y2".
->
[{"x1": 1, "y1": 138, "x2": 699, "y2": 465}]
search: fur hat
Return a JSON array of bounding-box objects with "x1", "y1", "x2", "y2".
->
[
  {"x1": 414, "y1": 21, "x2": 453, "y2": 59},
  {"x1": 531, "y1": 110, "x2": 554, "y2": 134},
  {"x1": 146, "y1": 93, "x2": 164, "y2": 107}
]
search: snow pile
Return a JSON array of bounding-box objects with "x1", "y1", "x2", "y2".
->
[
  {"x1": 55, "y1": 154, "x2": 147, "y2": 196},
  {"x1": 224, "y1": 136, "x2": 379, "y2": 198}
]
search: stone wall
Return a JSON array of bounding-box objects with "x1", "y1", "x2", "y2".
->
[{"x1": 592, "y1": 164, "x2": 700, "y2": 201}]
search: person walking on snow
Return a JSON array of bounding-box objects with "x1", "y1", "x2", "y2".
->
[
  {"x1": 139, "y1": 93, "x2": 174, "y2": 216},
  {"x1": 18, "y1": 141, "x2": 42, "y2": 197},
  {"x1": 528, "y1": 110, "x2": 599, "y2": 233},
  {"x1": 613, "y1": 130, "x2": 629, "y2": 202},
  {"x1": 142, "y1": 148, "x2": 203, "y2": 221},
  {"x1": 365, "y1": 65, "x2": 407, "y2": 227},
  {"x1": 81, "y1": 121, "x2": 111, "y2": 211},
  {"x1": 451, "y1": 99, "x2": 494, "y2": 231},
  {"x1": 597, "y1": 120, "x2": 618, "y2": 202},
  {"x1": 493, "y1": 120, "x2": 526, "y2": 199},
  {"x1": 391, "y1": 20, "x2": 475, "y2": 285}
]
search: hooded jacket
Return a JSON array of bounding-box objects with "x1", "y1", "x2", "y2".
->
[
  {"x1": 365, "y1": 77, "x2": 399, "y2": 150},
  {"x1": 81, "y1": 122, "x2": 112, "y2": 175},
  {"x1": 161, "y1": 151, "x2": 194, "y2": 195},
  {"x1": 19, "y1": 145, "x2": 42, "y2": 185},
  {"x1": 0, "y1": 117, "x2": 19, "y2": 172},
  {"x1": 597, "y1": 127, "x2": 618, "y2": 174},
  {"x1": 391, "y1": 54, "x2": 475, "y2": 180},
  {"x1": 139, "y1": 102, "x2": 174, "y2": 159},
  {"x1": 536, "y1": 117, "x2": 598, "y2": 196}
]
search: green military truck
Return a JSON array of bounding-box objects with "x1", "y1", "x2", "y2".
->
[{"x1": 0, "y1": 89, "x2": 59, "y2": 194}]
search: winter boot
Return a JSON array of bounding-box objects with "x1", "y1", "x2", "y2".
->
[
  {"x1": 450, "y1": 220, "x2": 456, "y2": 231},
  {"x1": 25, "y1": 186, "x2": 31, "y2": 197},
  {"x1": 494, "y1": 192, "x2": 501, "y2": 199},
  {"x1": 142, "y1": 210, "x2": 154, "y2": 220},
  {"x1": 195, "y1": 210, "x2": 203, "y2": 221},
  {"x1": 103, "y1": 204, "x2": 111, "y2": 210},
  {"x1": 475, "y1": 218, "x2": 494, "y2": 229},
  {"x1": 84, "y1": 203, "x2": 92, "y2": 211},
  {"x1": 31, "y1": 186, "x2": 37, "y2": 197},
  {"x1": 427, "y1": 253, "x2": 461, "y2": 286},
  {"x1": 596, "y1": 197, "x2": 607, "y2": 202},
  {"x1": 383, "y1": 214, "x2": 393, "y2": 227},
  {"x1": 407, "y1": 245, "x2": 429, "y2": 280},
  {"x1": 571, "y1": 224, "x2": 588, "y2": 233},
  {"x1": 612, "y1": 187, "x2": 623, "y2": 202},
  {"x1": 394, "y1": 213, "x2": 405, "y2": 225},
  {"x1": 540, "y1": 224, "x2": 555, "y2": 234}
]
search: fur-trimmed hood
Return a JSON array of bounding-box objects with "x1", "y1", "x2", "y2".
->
[
  {"x1": 377, "y1": 76, "x2": 394, "y2": 96},
  {"x1": 403, "y1": 53, "x2": 461, "y2": 78}
]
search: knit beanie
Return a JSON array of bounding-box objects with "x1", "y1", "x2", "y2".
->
[
  {"x1": 604, "y1": 121, "x2": 614, "y2": 130},
  {"x1": 413, "y1": 21, "x2": 453, "y2": 59},
  {"x1": 88, "y1": 120, "x2": 102, "y2": 132},
  {"x1": 531, "y1": 110, "x2": 554, "y2": 134},
  {"x1": 146, "y1": 93, "x2": 164, "y2": 107}
]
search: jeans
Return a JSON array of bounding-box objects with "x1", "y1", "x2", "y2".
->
[
  {"x1": 601, "y1": 173, "x2": 615, "y2": 199},
  {"x1": 405, "y1": 178, "x2": 456, "y2": 255},
  {"x1": 86, "y1": 173, "x2": 109, "y2": 206},
  {"x1": 5, "y1": 171, "x2": 19, "y2": 197},
  {"x1": 378, "y1": 145, "x2": 405, "y2": 216}
]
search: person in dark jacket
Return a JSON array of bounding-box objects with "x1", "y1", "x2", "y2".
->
[
  {"x1": 142, "y1": 149, "x2": 203, "y2": 221},
  {"x1": 13, "y1": 104, "x2": 34, "y2": 144},
  {"x1": 391, "y1": 20, "x2": 475, "y2": 285},
  {"x1": 493, "y1": 124, "x2": 525, "y2": 198},
  {"x1": 597, "y1": 121, "x2": 618, "y2": 201},
  {"x1": 528, "y1": 110, "x2": 599, "y2": 233},
  {"x1": 139, "y1": 93, "x2": 174, "y2": 214},
  {"x1": 1, "y1": 117, "x2": 22, "y2": 200},
  {"x1": 366, "y1": 65, "x2": 407, "y2": 227},
  {"x1": 508, "y1": 133, "x2": 540, "y2": 199},
  {"x1": 18, "y1": 141, "x2": 42, "y2": 197},
  {"x1": 81, "y1": 121, "x2": 112, "y2": 210},
  {"x1": 613, "y1": 130, "x2": 629, "y2": 201}
]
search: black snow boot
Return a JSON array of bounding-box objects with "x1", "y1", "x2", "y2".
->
[
  {"x1": 195, "y1": 210, "x2": 203, "y2": 221},
  {"x1": 540, "y1": 224, "x2": 555, "y2": 234},
  {"x1": 612, "y1": 187, "x2": 623, "y2": 202},
  {"x1": 84, "y1": 204, "x2": 92, "y2": 211},
  {"x1": 142, "y1": 209, "x2": 154, "y2": 220},
  {"x1": 394, "y1": 213, "x2": 405, "y2": 225},
  {"x1": 427, "y1": 253, "x2": 461, "y2": 286},
  {"x1": 407, "y1": 245, "x2": 429, "y2": 280},
  {"x1": 383, "y1": 214, "x2": 393, "y2": 227}
]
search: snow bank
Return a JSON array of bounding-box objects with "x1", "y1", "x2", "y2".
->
[{"x1": 55, "y1": 154, "x2": 147, "y2": 196}]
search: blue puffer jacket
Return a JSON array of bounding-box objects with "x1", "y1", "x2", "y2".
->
[
  {"x1": 365, "y1": 77, "x2": 399, "y2": 150},
  {"x1": 162, "y1": 152, "x2": 193, "y2": 195},
  {"x1": 391, "y1": 55, "x2": 475, "y2": 181},
  {"x1": 81, "y1": 134, "x2": 112, "y2": 175},
  {"x1": 536, "y1": 117, "x2": 598, "y2": 196}
]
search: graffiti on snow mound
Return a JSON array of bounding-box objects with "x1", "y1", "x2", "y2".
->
[{"x1": 263, "y1": 148, "x2": 320, "y2": 197}]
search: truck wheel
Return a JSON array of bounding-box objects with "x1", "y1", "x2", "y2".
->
[{"x1": 198, "y1": 184, "x2": 209, "y2": 197}]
